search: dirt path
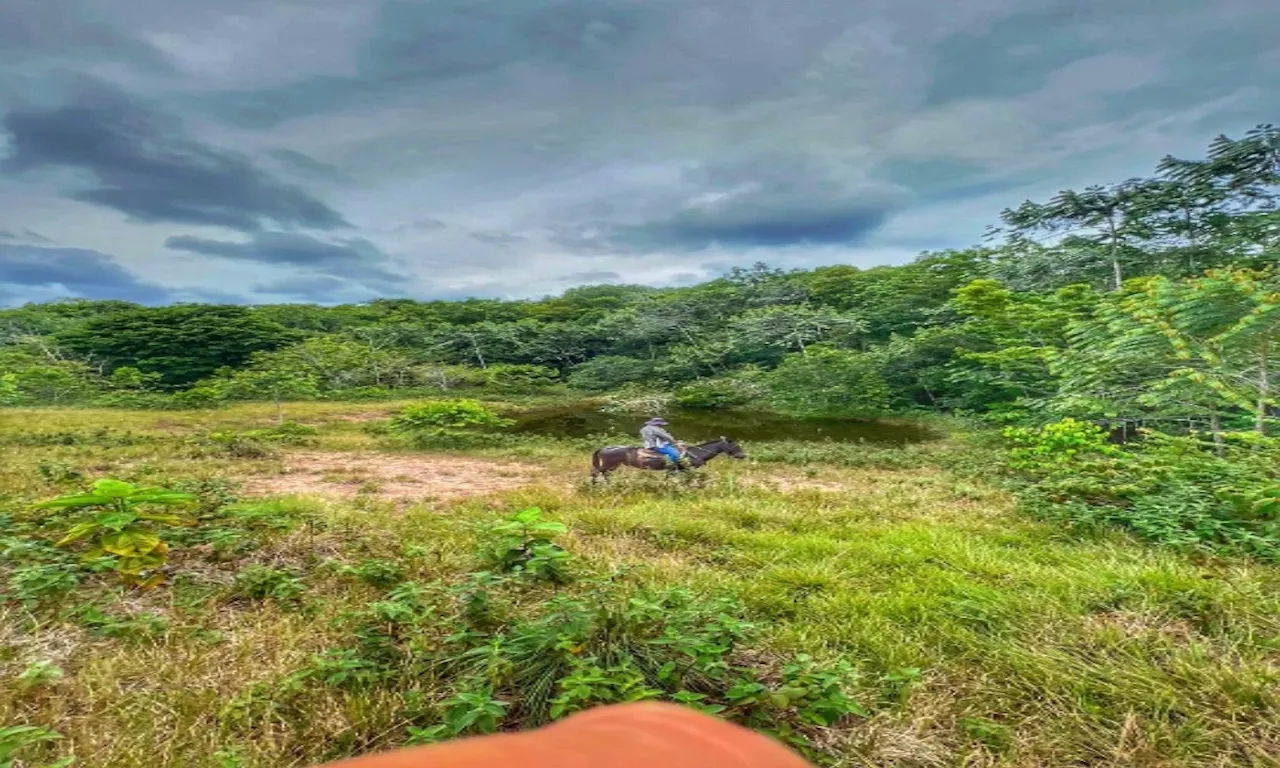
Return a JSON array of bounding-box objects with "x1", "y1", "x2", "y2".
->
[{"x1": 242, "y1": 451, "x2": 543, "y2": 502}]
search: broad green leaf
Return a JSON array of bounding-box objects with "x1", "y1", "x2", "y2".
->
[
  {"x1": 101, "y1": 529, "x2": 161, "y2": 557},
  {"x1": 35, "y1": 493, "x2": 112, "y2": 509},
  {"x1": 136, "y1": 513, "x2": 188, "y2": 525},
  {"x1": 56, "y1": 521, "x2": 100, "y2": 546},
  {"x1": 129, "y1": 491, "x2": 197, "y2": 505},
  {"x1": 512, "y1": 508, "x2": 542, "y2": 525},
  {"x1": 94, "y1": 510, "x2": 138, "y2": 529},
  {"x1": 91, "y1": 479, "x2": 138, "y2": 498},
  {"x1": 116, "y1": 551, "x2": 166, "y2": 575}
]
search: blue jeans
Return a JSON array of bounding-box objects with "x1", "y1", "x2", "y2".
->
[{"x1": 654, "y1": 444, "x2": 682, "y2": 465}]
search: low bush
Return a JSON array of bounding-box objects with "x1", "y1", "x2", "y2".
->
[
  {"x1": 1003, "y1": 421, "x2": 1280, "y2": 560},
  {"x1": 387, "y1": 400, "x2": 514, "y2": 448},
  {"x1": 673, "y1": 373, "x2": 766, "y2": 410}
]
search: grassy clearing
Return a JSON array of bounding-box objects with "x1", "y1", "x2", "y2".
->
[{"x1": 2, "y1": 403, "x2": 1279, "y2": 767}]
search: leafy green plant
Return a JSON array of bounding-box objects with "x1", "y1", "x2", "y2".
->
[
  {"x1": 36, "y1": 479, "x2": 195, "y2": 588},
  {"x1": 343, "y1": 559, "x2": 406, "y2": 589},
  {"x1": 407, "y1": 688, "x2": 509, "y2": 744},
  {"x1": 0, "y1": 725, "x2": 72, "y2": 768},
  {"x1": 233, "y1": 565, "x2": 307, "y2": 605},
  {"x1": 78, "y1": 607, "x2": 169, "y2": 640},
  {"x1": 15, "y1": 661, "x2": 64, "y2": 692},
  {"x1": 304, "y1": 649, "x2": 385, "y2": 689},
  {"x1": 36, "y1": 461, "x2": 83, "y2": 485},
  {"x1": 387, "y1": 400, "x2": 514, "y2": 447},
  {"x1": 673, "y1": 374, "x2": 765, "y2": 410},
  {"x1": 549, "y1": 659, "x2": 661, "y2": 718},
  {"x1": 1003, "y1": 418, "x2": 1121, "y2": 472},
  {"x1": 1218, "y1": 483, "x2": 1280, "y2": 521},
  {"x1": 6, "y1": 563, "x2": 81, "y2": 605},
  {"x1": 481, "y1": 508, "x2": 571, "y2": 583}
]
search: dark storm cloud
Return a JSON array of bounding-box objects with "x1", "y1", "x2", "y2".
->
[
  {"x1": 1, "y1": 85, "x2": 349, "y2": 233},
  {"x1": 623, "y1": 202, "x2": 892, "y2": 250},
  {"x1": 164, "y1": 232, "x2": 405, "y2": 283},
  {"x1": 0, "y1": 244, "x2": 172, "y2": 303},
  {"x1": 562, "y1": 158, "x2": 901, "y2": 251}
]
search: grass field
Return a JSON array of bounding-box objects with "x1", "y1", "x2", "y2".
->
[{"x1": 2, "y1": 402, "x2": 1278, "y2": 767}]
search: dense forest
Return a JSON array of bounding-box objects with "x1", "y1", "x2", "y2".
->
[{"x1": 4, "y1": 125, "x2": 1280, "y2": 558}]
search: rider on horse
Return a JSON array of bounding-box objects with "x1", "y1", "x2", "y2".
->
[{"x1": 641, "y1": 417, "x2": 686, "y2": 469}]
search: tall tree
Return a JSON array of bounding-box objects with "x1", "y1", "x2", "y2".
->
[
  {"x1": 998, "y1": 180, "x2": 1161, "y2": 291},
  {"x1": 55, "y1": 305, "x2": 296, "y2": 387}
]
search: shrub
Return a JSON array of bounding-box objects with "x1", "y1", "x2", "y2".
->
[
  {"x1": 387, "y1": 400, "x2": 514, "y2": 447},
  {"x1": 480, "y1": 508, "x2": 571, "y2": 583},
  {"x1": 420, "y1": 582, "x2": 865, "y2": 747},
  {"x1": 1006, "y1": 428, "x2": 1280, "y2": 560},
  {"x1": 1002, "y1": 418, "x2": 1120, "y2": 471},
  {"x1": 482, "y1": 364, "x2": 560, "y2": 391},
  {"x1": 37, "y1": 479, "x2": 196, "y2": 588},
  {"x1": 768, "y1": 348, "x2": 891, "y2": 419},
  {"x1": 674, "y1": 374, "x2": 766, "y2": 410},
  {"x1": 568, "y1": 356, "x2": 660, "y2": 392}
]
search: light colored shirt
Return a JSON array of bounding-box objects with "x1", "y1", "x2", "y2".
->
[{"x1": 641, "y1": 424, "x2": 676, "y2": 448}]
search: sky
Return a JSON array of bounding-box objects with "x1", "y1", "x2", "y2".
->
[{"x1": 1, "y1": 0, "x2": 1276, "y2": 307}]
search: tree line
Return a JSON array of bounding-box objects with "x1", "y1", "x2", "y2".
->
[{"x1": 2, "y1": 125, "x2": 1278, "y2": 439}]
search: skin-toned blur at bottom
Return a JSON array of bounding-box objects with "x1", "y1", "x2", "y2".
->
[{"x1": 317, "y1": 703, "x2": 811, "y2": 768}]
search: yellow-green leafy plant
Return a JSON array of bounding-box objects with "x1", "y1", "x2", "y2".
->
[{"x1": 37, "y1": 479, "x2": 195, "y2": 588}]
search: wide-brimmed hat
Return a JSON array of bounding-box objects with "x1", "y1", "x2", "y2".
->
[{"x1": 645, "y1": 417, "x2": 669, "y2": 426}]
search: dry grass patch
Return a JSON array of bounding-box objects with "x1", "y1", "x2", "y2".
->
[{"x1": 241, "y1": 451, "x2": 547, "y2": 503}]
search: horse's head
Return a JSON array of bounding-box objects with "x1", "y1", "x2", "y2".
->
[{"x1": 719, "y1": 436, "x2": 747, "y2": 459}]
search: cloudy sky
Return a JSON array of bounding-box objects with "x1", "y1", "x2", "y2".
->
[{"x1": 1, "y1": 0, "x2": 1276, "y2": 306}]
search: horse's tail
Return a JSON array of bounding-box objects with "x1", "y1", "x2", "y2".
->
[{"x1": 591, "y1": 449, "x2": 603, "y2": 475}]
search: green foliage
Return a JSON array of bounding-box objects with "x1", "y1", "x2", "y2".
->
[
  {"x1": 420, "y1": 580, "x2": 864, "y2": 744},
  {"x1": 1002, "y1": 418, "x2": 1121, "y2": 471},
  {"x1": 15, "y1": 661, "x2": 65, "y2": 692},
  {"x1": 55, "y1": 304, "x2": 296, "y2": 387},
  {"x1": 7, "y1": 563, "x2": 81, "y2": 606},
  {"x1": 1007, "y1": 429, "x2": 1280, "y2": 559},
  {"x1": 233, "y1": 565, "x2": 307, "y2": 606},
  {"x1": 768, "y1": 347, "x2": 891, "y2": 418},
  {"x1": 673, "y1": 371, "x2": 766, "y2": 410},
  {"x1": 36, "y1": 479, "x2": 195, "y2": 588},
  {"x1": 407, "y1": 689, "x2": 509, "y2": 743},
  {"x1": 480, "y1": 508, "x2": 571, "y2": 583},
  {"x1": 567, "y1": 356, "x2": 660, "y2": 392},
  {"x1": 343, "y1": 559, "x2": 407, "y2": 589},
  {"x1": 192, "y1": 422, "x2": 317, "y2": 458},
  {"x1": 388, "y1": 400, "x2": 514, "y2": 447},
  {"x1": 0, "y1": 725, "x2": 72, "y2": 768},
  {"x1": 78, "y1": 607, "x2": 169, "y2": 640}
]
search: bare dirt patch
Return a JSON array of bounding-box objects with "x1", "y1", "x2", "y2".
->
[{"x1": 242, "y1": 451, "x2": 543, "y2": 503}]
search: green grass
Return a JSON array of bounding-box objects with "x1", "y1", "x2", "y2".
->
[{"x1": 2, "y1": 403, "x2": 1278, "y2": 767}]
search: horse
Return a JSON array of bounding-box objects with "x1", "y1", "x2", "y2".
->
[{"x1": 590, "y1": 437, "x2": 746, "y2": 482}]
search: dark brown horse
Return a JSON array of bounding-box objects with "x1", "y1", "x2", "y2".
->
[{"x1": 590, "y1": 437, "x2": 746, "y2": 482}]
